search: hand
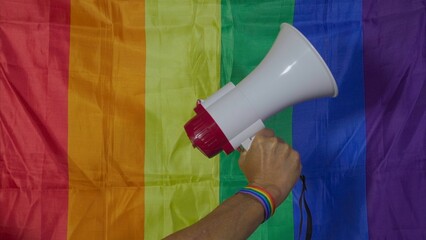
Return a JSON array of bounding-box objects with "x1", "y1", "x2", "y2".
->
[
  {"x1": 239, "y1": 129, "x2": 302, "y2": 206},
  {"x1": 164, "y1": 130, "x2": 299, "y2": 239}
]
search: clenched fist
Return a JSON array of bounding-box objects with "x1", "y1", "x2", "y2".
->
[{"x1": 239, "y1": 129, "x2": 302, "y2": 206}]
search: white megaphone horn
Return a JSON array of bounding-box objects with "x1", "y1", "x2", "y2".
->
[{"x1": 184, "y1": 23, "x2": 338, "y2": 158}]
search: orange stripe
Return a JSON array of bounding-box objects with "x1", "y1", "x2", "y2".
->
[
  {"x1": 246, "y1": 186, "x2": 276, "y2": 213},
  {"x1": 68, "y1": 1, "x2": 145, "y2": 239}
]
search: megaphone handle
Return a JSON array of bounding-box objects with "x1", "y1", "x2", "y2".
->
[{"x1": 239, "y1": 137, "x2": 255, "y2": 152}]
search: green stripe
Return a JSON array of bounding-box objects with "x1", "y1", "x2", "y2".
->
[{"x1": 219, "y1": 0, "x2": 295, "y2": 239}]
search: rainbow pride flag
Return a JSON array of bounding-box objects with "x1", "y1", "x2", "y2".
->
[{"x1": 1, "y1": 0, "x2": 425, "y2": 239}]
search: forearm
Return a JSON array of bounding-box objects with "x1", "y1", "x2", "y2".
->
[
  {"x1": 164, "y1": 193, "x2": 264, "y2": 240},
  {"x1": 165, "y1": 129, "x2": 301, "y2": 239}
]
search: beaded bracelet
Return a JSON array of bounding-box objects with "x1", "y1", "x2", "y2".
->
[{"x1": 238, "y1": 185, "x2": 276, "y2": 221}]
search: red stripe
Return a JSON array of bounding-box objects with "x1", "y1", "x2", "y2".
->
[{"x1": 0, "y1": 1, "x2": 70, "y2": 239}]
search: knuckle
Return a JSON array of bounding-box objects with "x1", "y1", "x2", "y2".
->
[
  {"x1": 260, "y1": 136, "x2": 275, "y2": 144},
  {"x1": 281, "y1": 142, "x2": 290, "y2": 151},
  {"x1": 252, "y1": 136, "x2": 264, "y2": 146},
  {"x1": 264, "y1": 128, "x2": 274, "y2": 136},
  {"x1": 256, "y1": 128, "x2": 274, "y2": 138},
  {"x1": 277, "y1": 142, "x2": 290, "y2": 154},
  {"x1": 270, "y1": 138, "x2": 282, "y2": 149},
  {"x1": 271, "y1": 137, "x2": 279, "y2": 144},
  {"x1": 289, "y1": 151, "x2": 301, "y2": 167},
  {"x1": 292, "y1": 151, "x2": 300, "y2": 160}
]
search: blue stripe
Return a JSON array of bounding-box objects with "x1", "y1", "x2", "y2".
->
[{"x1": 292, "y1": 0, "x2": 368, "y2": 239}]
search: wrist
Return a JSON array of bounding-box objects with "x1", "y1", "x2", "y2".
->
[
  {"x1": 238, "y1": 185, "x2": 276, "y2": 222},
  {"x1": 249, "y1": 182, "x2": 287, "y2": 206}
]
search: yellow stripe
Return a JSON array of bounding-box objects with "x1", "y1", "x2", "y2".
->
[
  {"x1": 144, "y1": 0, "x2": 221, "y2": 238},
  {"x1": 246, "y1": 186, "x2": 275, "y2": 213},
  {"x1": 68, "y1": 1, "x2": 146, "y2": 239}
]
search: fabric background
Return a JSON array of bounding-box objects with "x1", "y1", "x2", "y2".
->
[{"x1": 1, "y1": 0, "x2": 425, "y2": 239}]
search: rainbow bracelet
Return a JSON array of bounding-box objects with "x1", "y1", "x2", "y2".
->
[{"x1": 238, "y1": 185, "x2": 276, "y2": 221}]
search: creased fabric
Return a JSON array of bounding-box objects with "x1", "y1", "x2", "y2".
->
[
  {"x1": 363, "y1": 0, "x2": 426, "y2": 238},
  {"x1": 1, "y1": 0, "x2": 425, "y2": 239},
  {"x1": 67, "y1": 0, "x2": 146, "y2": 239},
  {"x1": 0, "y1": 1, "x2": 70, "y2": 239},
  {"x1": 292, "y1": 0, "x2": 368, "y2": 239},
  {"x1": 219, "y1": 0, "x2": 295, "y2": 239},
  {"x1": 144, "y1": 1, "x2": 221, "y2": 239}
]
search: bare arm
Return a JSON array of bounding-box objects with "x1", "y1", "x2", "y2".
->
[
  {"x1": 164, "y1": 129, "x2": 302, "y2": 240},
  {"x1": 164, "y1": 193, "x2": 264, "y2": 240}
]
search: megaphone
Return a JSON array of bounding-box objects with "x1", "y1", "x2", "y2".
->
[{"x1": 184, "y1": 23, "x2": 338, "y2": 158}]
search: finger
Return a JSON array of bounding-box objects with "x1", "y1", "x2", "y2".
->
[
  {"x1": 289, "y1": 150, "x2": 300, "y2": 162},
  {"x1": 288, "y1": 150, "x2": 301, "y2": 172},
  {"x1": 276, "y1": 141, "x2": 291, "y2": 158},
  {"x1": 255, "y1": 128, "x2": 275, "y2": 138},
  {"x1": 238, "y1": 151, "x2": 247, "y2": 168}
]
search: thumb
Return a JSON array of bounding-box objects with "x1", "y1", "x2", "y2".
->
[{"x1": 238, "y1": 150, "x2": 247, "y2": 168}]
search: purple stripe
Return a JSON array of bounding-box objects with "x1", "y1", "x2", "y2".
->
[
  {"x1": 363, "y1": 0, "x2": 426, "y2": 238},
  {"x1": 240, "y1": 190, "x2": 271, "y2": 219}
]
